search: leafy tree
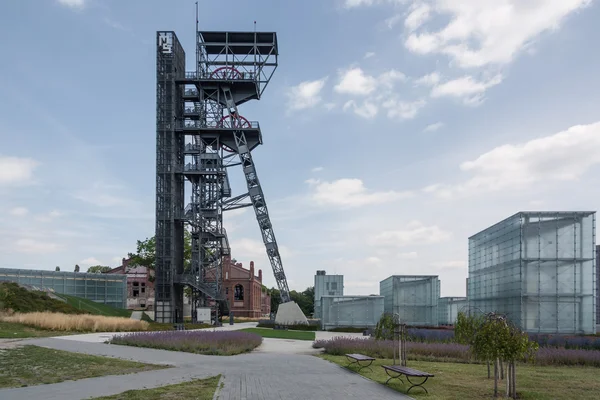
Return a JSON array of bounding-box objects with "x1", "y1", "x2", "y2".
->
[
  {"x1": 74, "y1": 264, "x2": 80, "y2": 273},
  {"x1": 457, "y1": 311, "x2": 538, "y2": 398},
  {"x1": 290, "y1": 287, "x2": 314, "y2": 316},
  {"x1": 128, "y1": 230, "x2": 192, "y2": 271},
  {"x1": 87, "y1": 265, "x2": 111, "y2": 274},
  {"x1": 374, "y1": 313, "x2": 395, "y2": 340},
  {"x1": 55, "y1": 266, "x2": 60, "y2": 271}
]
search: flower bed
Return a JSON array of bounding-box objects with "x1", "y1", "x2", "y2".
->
[
  {"x1": 314, "y1": 337, "x2": 600, "y2": 367},
  {"x1": 110, "y1": 330, "x2": 262, "y2": 355}
]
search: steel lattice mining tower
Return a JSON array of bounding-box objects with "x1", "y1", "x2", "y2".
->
[{"x1": 154, "y1": 29, "x2": 300, "y2": 324}]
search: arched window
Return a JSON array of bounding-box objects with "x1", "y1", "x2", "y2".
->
[{"x1": 234, "y1": 284, "x2": 244, "y2": 301}]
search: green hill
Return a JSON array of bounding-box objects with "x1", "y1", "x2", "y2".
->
[
  {"x1": 54, "y1": 293, "x2": 132, "y2": 318},
  {"x1": 0, "y1": 282, "x2": 132, "y2": 318},
  {"x1": 0, "y1": 282, "x2": 83, "y2": 314}
]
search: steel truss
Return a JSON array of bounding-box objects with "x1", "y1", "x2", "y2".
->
[{"x1": 155, "y1": 30, "x2": 291, "y2": 323}]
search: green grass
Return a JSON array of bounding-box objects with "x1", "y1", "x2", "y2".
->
[
  {"x1": 55, "y1": 294, "x2": 132, "y2": 318},
  {"x1": 0, "y1": 345, "x2": 168, "y2": 388},
  {"x1": 0, "y1": 282, "x2": 83, "y2": 315},
  {"x1": 90, "y1": 375, "x2": 221, "y2": 400},
  {"x1": 322, "y1": 355, "x2": 600, "y2": 400},
  {"x1": 239, "y1": 327, "x2": 315, "y2": 341},
  {"x1": 0, "y1": 321, "x2": 78, "y2": 338}
]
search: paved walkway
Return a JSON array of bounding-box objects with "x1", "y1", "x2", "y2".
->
[{"x1": 0, "y1": 324, "x2": 410, "y2": 400}]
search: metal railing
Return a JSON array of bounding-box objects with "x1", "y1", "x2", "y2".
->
[{"x1": 178, "y1": 120, "x2": 260, "y2": 130}]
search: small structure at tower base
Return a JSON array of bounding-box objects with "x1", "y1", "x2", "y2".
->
[{"x1": 275, "y1": 301, "x2": 308, "y2": 325}]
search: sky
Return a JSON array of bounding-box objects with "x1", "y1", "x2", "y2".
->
[{"x1": 1, "y1": 0, "x2": 600, "y2": 298}]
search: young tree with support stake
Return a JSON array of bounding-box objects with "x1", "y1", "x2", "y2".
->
[{"x1": 455, "y1": 311, "x2": 538, "y2": 398}]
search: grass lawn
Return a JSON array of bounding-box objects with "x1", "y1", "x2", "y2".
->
[
  {"x1": 55, "y1": 294, "x2": 133, "y2": 318},
  {"x1": 322, "y1": 355, "x2": 600, "y2": 400},
  {"x1": 0, "y1": 321, "x2": 75, "y2": 339},
  {"x1": 239, "y1": 327, "x2": 315, "y2": 341},
  {"x1": 90, "y1": 375, "x2": 221, "y2": 400},
  {"x1": 0, "y1": 345, "x2": 168, "y2": 388}
]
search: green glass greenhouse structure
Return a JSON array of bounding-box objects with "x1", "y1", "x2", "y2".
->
[{"x1": 468, "y1": 211, "x2": 596, "y2": 334}]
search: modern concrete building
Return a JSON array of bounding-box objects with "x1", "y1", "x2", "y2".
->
[
  {"x1": 314, "y1": 270, "x2": 344, "y2": 319},
  {"x1": 380, "y1": 275, "x2": 440, "y2": 326},
  {"x1": 438, "y1": 297, "x2": 468, "y2": 325},
  {"x1": 596, "y1": 245, "x2": 600, "y2": 327},
  {"x1": 319, "y1": 295, "x2": 384, "y2": 331},
  {"x1": 468, "y1": 211, "x2": 596, "y2": 334},
  {"x1": 0, "y1": 267, "x2": 127, "y2": 309}
]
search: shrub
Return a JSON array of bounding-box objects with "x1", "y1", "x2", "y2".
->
[
  {"x1": 111, "y1": 330, "x2": 262, "y2": 355},
  {"x1": 327, "y1": 327, "x2": 368, "y2": 333},
  {"x1": 316, "y1": 337, "x2": 600, "y2": 367},
  {"x1": 0, "y1": 311, "x2": 148, "y2": 332}
]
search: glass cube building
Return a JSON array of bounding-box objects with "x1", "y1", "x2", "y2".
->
[
  {"x1": 314, "y1": 270, "x2": 344, "y2": 319},
  {"x1": 468, "y1": 212, "x2": 596, "y2": 334},
  {"x1": 0, "y1": 268, "x2": 127, "y2": 309},
  {"x1": 380, "y1": 275, "x2": 440, "y2": 326},
  {"x1": 320, "y1": 295, "x2": 384, "y2": 330},
  {"x1": 438, "y1": 297, "x2": 468, "y2": 325}
]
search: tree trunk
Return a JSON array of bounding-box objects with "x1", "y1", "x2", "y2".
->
[
  {"x1": 493, "y1": 358, "x2": 499, "y2": 397},
  {"x1": 487, "y1": 360, "x2": 491, "y2": 378},
  {"x1": 511, "y1": 361, "x2": 517, "y2": 399},
  {"x1": 500, "y1": 359, "x2": 504, "y2": 380},
  {"x1": 505, "y1": 362, "x2": 510, "y2": 397}
]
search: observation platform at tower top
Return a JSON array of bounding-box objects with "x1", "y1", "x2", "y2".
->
[{"x1": 198, "y1": 31, "x2": 278, "y2": 55}]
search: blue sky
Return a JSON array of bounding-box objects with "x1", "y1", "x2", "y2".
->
[{"x1": 1, "y1": 0, "x2": 600, "y2": 297}]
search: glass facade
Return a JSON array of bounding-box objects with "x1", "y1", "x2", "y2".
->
[
  {"x1": 438, "y1": 297, "x2": 468, "y2": 325},
  {"x1": 320, "y1": 295, "x2": 384, "y2": 330},
  {"x1": 314, "y1": 271, "x2": 344, "y2": 319},
  {"x1": 0, "y1": 268, "x2": 127, "y2": 309},
  {"x1": 468, "y1": 212, "x2": 596, "y2": 334},
  {"x1": 380, "y1": 275, "x2": 440, "y2": 326}
]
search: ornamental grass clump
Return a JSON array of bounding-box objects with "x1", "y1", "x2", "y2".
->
[
  {"x1": 110, "y1": 330, "x2": 263, "y2": 355},
  {"x1": 0, "y1": 311, "x2": 148, "y2": 332}
]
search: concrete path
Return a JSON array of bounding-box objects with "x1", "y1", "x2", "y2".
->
[
  {"x1": 0, "y1": 325, "x2": 410, "y2": 400},
  {"x1": 130, "y1": 311, "x2": 143, "y2": 320}
]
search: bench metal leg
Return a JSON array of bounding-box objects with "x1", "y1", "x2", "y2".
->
[
  {"x1": 406, "y1": 376, "x2": 430, "y2": 394},
  {"x1": 384, "y1": 368, "x2": 405, "y2": 386},
  {"x1": 345, "y1": 357, "x2": 374, "y2": 373}
]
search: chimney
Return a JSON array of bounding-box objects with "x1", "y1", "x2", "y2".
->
[
  {"x1": 250, "y1": 261, "x2": 255, "y2": 280},
  {"x1": 258, "y1": 269, "x2": 262, "y2": 282}
]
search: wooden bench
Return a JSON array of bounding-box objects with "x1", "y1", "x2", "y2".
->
[
  {"x1": 382, "y1": 365, "x2": 434, "y2": 394},
  {"x1": 345, "y1": 353, "x2": 375, "y2": 372}
]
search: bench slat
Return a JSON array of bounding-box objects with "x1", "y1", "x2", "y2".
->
[
  {"x1": 345, "y1": 353, "x2": 375, "y2": 361},
  {"x1": 383, "y1": 365, "x2": 434, "y2": 377}
]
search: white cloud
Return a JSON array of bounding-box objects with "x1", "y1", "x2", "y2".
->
[
  {"x1": 415, "y1": 72, "x2": 441, "y2": 87},
  {"x1": 286, "y1": 78, "x2": 328, "y2": 111},
  {"x1": 306, "y1": 178, "x2": 413, "y2": 208},
  {"x1": 382, "y1": 98, "x2": 426, "y2": 120},
  {"x1": 311, "y1": 166, "x2": 324, "y2": 172},
  {"x1": 364, "y1": 52, "x2": 376, "y2": 59},
  {"x1": 224, "y1": 208, "x2": 248, "y2": 218},
  {"x1": 431, "y1": 75, "x2": 503, "y2": 105},
  {"x1": 0, "y1": 156, "x2": 38, "y2": 185},
  {"x1": 343, "y1": 100, "x2": 379, "y2": 119},
  {"x1": 379, "y1": 69, "x2": 407, "y2": 88},
  {"x1": 81, "y1": 257, "x2": 103, "y2": 266},
  {"x1": 405, "y1": 2, "x2": 431, "y2": 32},
  {"x1": 370, "y1": 220, "x2": 452, "y2": 247},
  {"x1": 9, "y1": 207, "x2": 29, "y2": 216},
  {"x1": 57, "y1": 0, "x2": 86, "y2": 9},
  {"x1": 15, "y1": 238, "x2": 61, "y2": 254},
  {"x1": 324, "y1": 102, "x2": 337, "y2": 111},
  {"x1": 230, "y1": 238, "x2": 293, "y2": 260},
  {"x1": 398, "y1": 251, "x2": 419, "y2": 259},
  {"x1": 334, "y1": 68, "x2": 378, "y2": 96},
  {"x1": 385, "y1": 14, "x2": 404, "y2": 29},
  {"x1": 423, "y1": 122, "x2": 444, "y2": 132},
  {"x1": 426, "y1": 121, "x2": 600, "y2": 198},
  {"x1": 403, "y1": 0, "x2": 592, "y2": 68},
  {"x1": 432, "y1": 260, "x2": 466, "y2": 269}
]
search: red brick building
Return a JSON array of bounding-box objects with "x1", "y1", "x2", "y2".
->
[
  {"x1": 106, "y1": 258, "x2": 155, "y2": 310},
  {"x1": 222, "y1": 256, "x2": 270, "y2": 318}
]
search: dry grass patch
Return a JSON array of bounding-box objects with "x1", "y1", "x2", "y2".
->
[{"x1": 0, "y1": 312, "x2": 149, "y2": 332}]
